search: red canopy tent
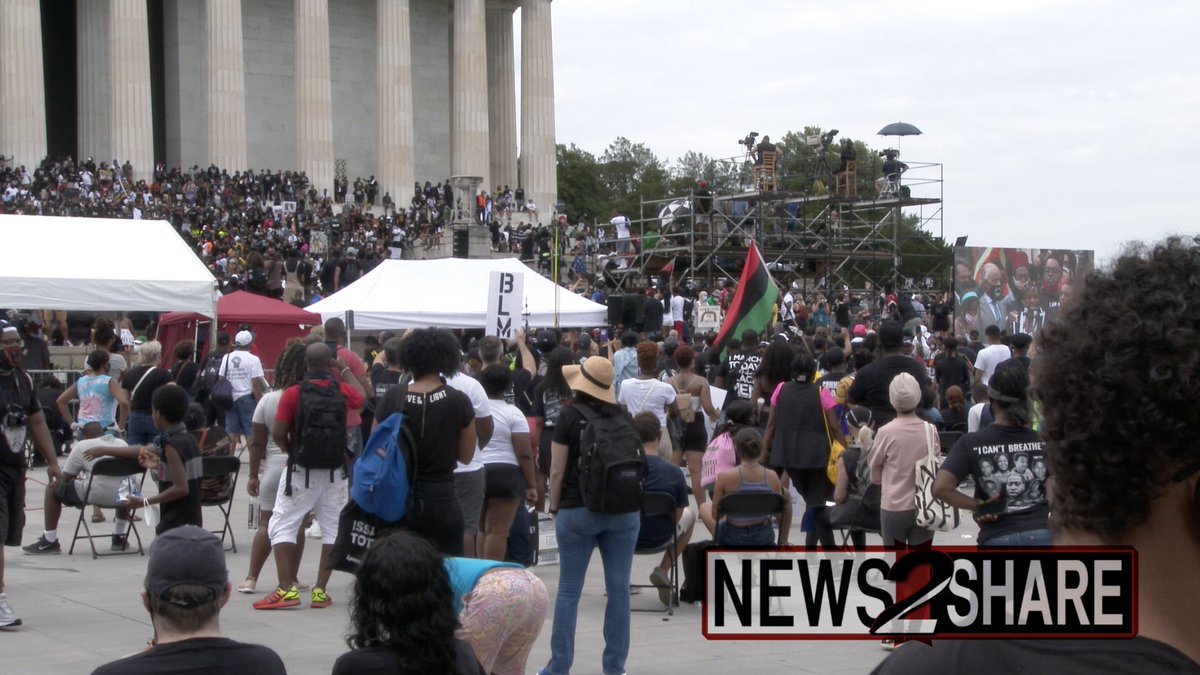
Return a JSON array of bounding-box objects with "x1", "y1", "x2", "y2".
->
[{"x1": 158, "y1": 291, "x2": 321, "y2": 375}]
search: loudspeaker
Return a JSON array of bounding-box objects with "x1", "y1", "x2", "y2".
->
[
  {"x1": 607, "y1": 295, "x2": 626, "y2": 326},
  {"x1": 452, "y1": 229, "x2": 469, "y2": 259}
]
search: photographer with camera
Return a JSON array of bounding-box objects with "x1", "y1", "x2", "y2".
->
[{"x1": 0, "y1": 319, "x2": 61, "y2": 628}]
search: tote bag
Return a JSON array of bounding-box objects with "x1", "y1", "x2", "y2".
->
[{"x1": 914, "y1": 421, "x2": 960, "y2": 532}]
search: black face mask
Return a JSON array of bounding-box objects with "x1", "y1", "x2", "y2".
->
[
  {"x1": 0, "y1": 346, "x2": 18, "y2": 371},
  {"x1": 988, "y1": 285, "x2": 1003, "y2": 300}
]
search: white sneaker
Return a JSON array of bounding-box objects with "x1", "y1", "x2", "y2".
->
[
  {"x1": 306, "y1": 522, "x2": 322, "y2": 539},
  {"x1": 0, "y1": 593, "x2": 21, "y2": 628}
]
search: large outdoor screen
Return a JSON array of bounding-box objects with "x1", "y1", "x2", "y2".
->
[{"x1": 952, "y1": 246, "x2": 1095, "y2": 337}]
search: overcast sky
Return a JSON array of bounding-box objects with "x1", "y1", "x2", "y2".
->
[{"x1": 539, "y1": 0, "x2": 1199, "y2": 263}]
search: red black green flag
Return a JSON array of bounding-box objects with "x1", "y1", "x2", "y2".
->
[{"x1": 713, "y1": 242, "x2": 779, "y2": 355}]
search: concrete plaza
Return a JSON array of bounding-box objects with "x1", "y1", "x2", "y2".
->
[{"x1": 4, "y1": 468, "x2": 980, "y2": 674}]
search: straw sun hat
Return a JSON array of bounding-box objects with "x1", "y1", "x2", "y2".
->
[{"x1": 562, "y1": 356, "x2": 616, "y2": 404}]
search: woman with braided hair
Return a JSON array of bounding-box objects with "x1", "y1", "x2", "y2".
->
[{"x1": 238, "y1": 340, "x2": 308, "y2": 593}]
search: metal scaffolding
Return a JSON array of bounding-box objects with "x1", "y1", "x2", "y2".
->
[{"x1": 592, "y1": 159, "x2": 944, "y2": 296}]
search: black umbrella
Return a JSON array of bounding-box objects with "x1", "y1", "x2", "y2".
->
[{"x1": 877, "y1": 122, "x2": 922, "y2": 154}]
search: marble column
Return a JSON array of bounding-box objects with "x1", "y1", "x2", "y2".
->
[
  {"x1": 295, "y1": 0, "x2": 335, "y2": 196},
  {"x1": 451, "y1": 0, "x2": 490, "y2": 189},
  {"x1": 486, "y1": 2, "x2": 516, "y2": 194},
  {"x1": 76, "y1": 0, "x2": 109, "y2": 163},
  {"x1": 206, "y1": 0, "x2": 248, "y2": 171},
  {"x1": 108, "y1": 0, "x2": 155, "y2": 183},
  {"x1": 0, "y1": 0, "x2": 47, "y2": 170},
  {"x1": 520, "y1": 0, "x2": 557, "y2": 222},
  {"x1": 377, "y1": 0, "x2": 415, "y2": 208}
]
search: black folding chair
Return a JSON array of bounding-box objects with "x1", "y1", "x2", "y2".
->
[
  {"x1": 200, "y1": 455, "x2": 241, "y2": 552},
  {"x1": 938, "y1": 430, "x2": 964, "y2": 453},
  {"x1": 630, "y1": 492, "x2": 681, "y2": 616},
  {"x1": 717, "y1": 492, "x2": 787, "y2": 544},
  {"x1": 68, "y1": 457, "x2": 146, "y2": 559}
]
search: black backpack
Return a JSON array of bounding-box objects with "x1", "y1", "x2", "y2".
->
[
  {"x1": 291, "y1": 378, "x2": 347, "y2": 475},
  {"x1": 575, "y1": 405, "x2": 646, "y2": 514},
  {"x1": 193, "y1": 352, "x2": 223, "y2": 398}
]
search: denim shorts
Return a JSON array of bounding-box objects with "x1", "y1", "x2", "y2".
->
[{"x1": 716, "y1": 521, "x2": 775, "y2": 547}]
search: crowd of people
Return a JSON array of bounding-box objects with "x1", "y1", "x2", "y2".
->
[{"x1": 2, "y1": 152, "x2": 1198, "y2": 672}]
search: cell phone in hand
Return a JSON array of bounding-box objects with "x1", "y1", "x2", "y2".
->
[
  {"x1": 978, "y1": 497, "x2": 1006, "y2": 517},
  {"x1": 325, "y1": 340, "x2": 339, "y2": 357}
]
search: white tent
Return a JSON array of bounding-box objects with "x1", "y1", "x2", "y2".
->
[
  {"x1": 308, "y1": 257, "x2": 609, "y2": 330},
  {"x1": 0, "y1": 214, "x2": 217, "y2": 317}
]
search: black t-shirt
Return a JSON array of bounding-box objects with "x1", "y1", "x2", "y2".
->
[
  {"x1": 91, "y1": 637, "x2": 286, "y2": 675},
  {"x1": 552, "y1": 401, "x2": 628, "y2": 510},
  {"x1": 933, "y1": 352, "x2": 972, "y2": 398},
  {"x1": 19, "y1": 335, "x2": 50, "y2": 371},
  {"x1": 332, "y1": 641, "x2": 483, "y2": 675},
  {"x1": 122, "y1": 366, "x2": 175, "y2": 414},
  {"x1": 846, "y1": 354, "x2": 930, "y2": 426},
  {"x1": 374, "y1": 384, "x2": 473, "y2": 483},
  {"x1": 369, "y1": 364, "x2": 406, "y2": 402},
  {"x1": 870, "y1": 637, "x2": 1200, "y2": 675},
  {"x1": 834, "y1": 301, "x2": 852, "y2": 328},
  {"x1": 637, "y1": 454, "x2": 689, "y2": 548},
  {"x1": 171, "y1": 361, "x2": 199, "y2": 392},
  {"x1": 718, "y1": 349, "x2": 763, "y2": 403},
  {"x1": 940, "y1": 423, "x2": 1049, "y2": 544},
  {"x1": 0, "y1": 369, "x2": 38, "y2": 468},
  {"x1": 154, "y1": 428, "x2": 203, "y2": 534}
]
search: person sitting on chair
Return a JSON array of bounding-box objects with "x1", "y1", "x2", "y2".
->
[
  {"x1": 753, "y1": 135, "x2": 777, "y2": 166},
  {"x1": 631, "y1": 412, "x2": 695, "y2": 608},
  {"x1": 878, "y1": 150, "x2": 908, "y2": 194},
  {"x1": 833, "y1": 139, "x2": 858, "y2": 176},
  {"x1": 22, "y1": 422, "x2": 138, "y2": 554}
]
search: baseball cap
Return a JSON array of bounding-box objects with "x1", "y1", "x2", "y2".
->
[
  {"x1": 144, "y1": 525, "x2": 228, "y2": 605},
  {"x1": 853, "y1": 324, "x2": 867, "y2": 338},
  {"x1": 235, "y1": 330, "x2": 254, "y2": 347}
]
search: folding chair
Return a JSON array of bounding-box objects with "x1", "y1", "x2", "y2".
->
[
  {"x1": 717, "y1": 492, "x2": 787, "y2": 544},
  {"x1": 200, "y1": 455, "x2": 241, "y2": 552},
  {"x1": 938, "y1": 431, "x2": 963, "y2": 454},
  {"x1": 69, "y1": 457, "x2": 146, "y2": 560},
  {"x1": 630, "y1": 492, "x2": 681, "y2": 616}
]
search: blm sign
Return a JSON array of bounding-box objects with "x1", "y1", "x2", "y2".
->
[
  {"x1": 486, "y1": 270, "x2": 524, "y2": 339},
  {"x1": 704, "y1": 547, "x2": 1135, "y2": 641}
]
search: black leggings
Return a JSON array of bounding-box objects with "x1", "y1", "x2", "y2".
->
[{"x1": 785, "y1": 467, "x2": 836, "y2": 551}]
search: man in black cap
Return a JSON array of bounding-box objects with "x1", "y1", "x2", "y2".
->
[
  {"x1": 90, "y1": 525, "x2": 285, "y2": 674},
  {"x1": 847, "y1": 320, "x2": 930, "y2": 426},
  {"x1": 0, "y1": 319, "x2": 60, "y2": 628}
]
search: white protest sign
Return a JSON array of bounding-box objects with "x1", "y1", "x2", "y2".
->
[
  {"x1": 695, "y1": 306, "x2": 722, "y2": 333},
  {"x1": 486, "y1": 270, "x2": 524, "y2": 339}
]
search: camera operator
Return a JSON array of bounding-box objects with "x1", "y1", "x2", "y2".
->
[
  {"x1": 753, "y1": 135, "x2": 777, "y2": 166},
  {"x1": 0, "y1": 319, "x2": 61, "y2": 628}
]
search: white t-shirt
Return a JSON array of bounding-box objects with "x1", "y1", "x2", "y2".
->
[
  {"x1": 617, "y1": 377, "x2": 677, "y2": 429},
  {"x1": 670, "y1": 294, "x2": 685, "y2": 322},
  {"x1": 475, "y1": 399, "x2": 530, "y2": 467},
  {"x1": 221, "y1": 350, "x2": 264, "y2": 399},
  {"x1": 251, "y1": 390, "x2": 284, "y2": 460},
  {"x1": 973, "y1": 344, "x2": 1012, "y2": 386},
  {"x1": 445, "y1": 372, "x2": 491, "y2": 473},
  {"x1": 611, "y1": 215, "x2": 631, "y2": 239},
  {"x1": 781, "y1": 292, "x2": 796, "y2": 321},
  {"x1": 66, "y1": 435, "x2": 135, "y2": 507},
  {"x1": 968, "y1": 401, "x2": 987, "y2": 433}
]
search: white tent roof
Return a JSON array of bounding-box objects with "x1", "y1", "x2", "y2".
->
[
  {"x1": 308, "y1": 257, "x2": 609, "y2": 330},
  {"x1": 0, "y1": 215, "x2": 217, "y2": 317}
]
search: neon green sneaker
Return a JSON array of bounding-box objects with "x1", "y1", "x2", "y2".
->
[
  {"x1": 310, "y1": 587, "x2": 332, "y2": 609},
  {"x1": 253, "y1": 586, "x2": 300, "y2": 610}
]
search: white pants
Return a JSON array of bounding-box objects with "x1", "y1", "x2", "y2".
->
[{"x1": 267, "y1": 465, "x2": 347, "y2": 546}]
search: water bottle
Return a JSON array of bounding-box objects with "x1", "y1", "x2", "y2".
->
[{"x1": 247, "y1": 502, "x2": 260, "y2": 530}]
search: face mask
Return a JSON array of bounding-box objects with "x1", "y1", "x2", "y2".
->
[
  {"x1": 988, "y1": 285, "x2": 1003, "y2": 300},
  {"x1": 0, "y1": 344, "x2": 19, "y2": 370}
]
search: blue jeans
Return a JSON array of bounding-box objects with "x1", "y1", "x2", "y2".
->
[
  {"x1": 126, "y1": 411, "x2": 158, "y2": 445},
  {"x1": 224, "y1": 394, "x2": 256, "y2": 435},
  {"x1": 981, "y1": 528, "x2": 1054, "y2": 547},
  {"x1": 540, "y1": 508, "x2": 640, "y2": 675},
  {"x1": 716, "y1": 521, "x2": 775, "y2": 547}
]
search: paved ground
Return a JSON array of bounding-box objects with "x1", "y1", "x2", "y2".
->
[{"x1": 4, "y1": 467, "x2": 981, "y2": 674}]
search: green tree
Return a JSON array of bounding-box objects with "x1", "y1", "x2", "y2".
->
[
  {"x1": 598, "y1": 137, "x2": 670, "y2": 218},
  {"x1": 556, "y1": 143, "x2": 606, "y2": 224}
]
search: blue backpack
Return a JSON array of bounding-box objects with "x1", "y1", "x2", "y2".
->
[{"x1": 351, "y1": 409, "x2": 418, "y2": 523}]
